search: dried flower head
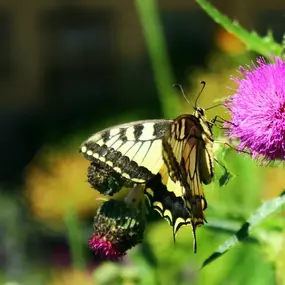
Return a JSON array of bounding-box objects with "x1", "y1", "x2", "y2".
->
[
  {"x1": 89, "y1": 199, "x2": 145, "y2": 260},
  {"x1": 224, "y1": 56, "x2": 285, "y2": 160}
]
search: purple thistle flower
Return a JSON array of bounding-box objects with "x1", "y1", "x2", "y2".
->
[
  {"x1": 224, "y1": 56, "x2": 285, "y2": 160},
  {"x1": 89, "y1": 199, "x2": 145, "y2": 260},
  {"x1": 88, "y1": 234, "x2": 124, "y2": 260}
]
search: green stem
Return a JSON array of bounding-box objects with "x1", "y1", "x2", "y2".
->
[
  {"x1": 64, "y1": 209, "x2": 85, "y2": 269},
  {"x1": 135, "y1": 0, "x2": 181, "y2": 117}
]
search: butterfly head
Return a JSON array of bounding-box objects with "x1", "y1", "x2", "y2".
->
[{"x1": 194, "y1": 106, "x2": 206, "y2": 120}]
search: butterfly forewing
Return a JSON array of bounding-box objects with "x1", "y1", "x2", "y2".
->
[
  {"x1": 162, "y1": 112, "x2": 214, "y2": 237},
  {"x1": 80, "y1": 120, "x2": 172, "y2": 183}
]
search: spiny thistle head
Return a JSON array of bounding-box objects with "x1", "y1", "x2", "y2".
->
[
  {"x1": 88, "y1": 199, "x2": 145, "y2": 260},
  {"x1": 224, "y1": 56, "x2": 285, "y2": 161}
]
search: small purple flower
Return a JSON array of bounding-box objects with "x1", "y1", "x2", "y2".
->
[
  {"x1": 89, "y1": 199, "x2": 145, "y2": 260},
  {"x1": 224, "y1": 56, "x2": 285, "y2": 160},
  {"x1": 88, "y1": 234, "x2": 124, "y2": 260}
]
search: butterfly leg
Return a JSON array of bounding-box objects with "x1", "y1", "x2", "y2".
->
[{"x1": 214, "y1": 140, "x2": 252, "y2": 156}]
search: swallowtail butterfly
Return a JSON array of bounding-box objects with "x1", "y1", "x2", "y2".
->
[{"x1": 80, "y1": 107, "x2": 214, "y2": 252}]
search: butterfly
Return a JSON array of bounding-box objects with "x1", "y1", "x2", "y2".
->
[{"x1": 80, "y1": 89, "x2": 215, "y2": 252}]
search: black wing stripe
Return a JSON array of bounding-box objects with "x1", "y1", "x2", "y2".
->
[
  {"x1": 101, "y1": 130, "x2": 110, "y2": 142},
  {"x1": 133, "y1": 125, "x2": 144, "y2": 140},
  {"x1": 145, "y1": 173, "x2": 191, "y2": 236},
  {"x1": 153, "y1": 122, "x2": 170, "y2": 137}
]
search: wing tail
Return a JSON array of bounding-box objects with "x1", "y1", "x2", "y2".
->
[{"x1": 145, "y1": 173, "x2": 199, "y2": 250}]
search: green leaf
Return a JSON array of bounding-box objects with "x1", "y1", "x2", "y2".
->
[
  {"x1": 218, "y1": 169, "x2": 233, "y2": 187},
  {"x1": 196, "y1": 0, "x2": 283, "y2": 56},
  {"x1": 214, "y1": 143, "x2": 235, "y2": 187},
  {"x1": 201, "y1": 191, "x2": 285, "y2": 269}
]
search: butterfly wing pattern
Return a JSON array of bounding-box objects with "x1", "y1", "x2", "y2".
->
[
  {"x1": 161, "y1": 108, "x2": 214, "y2": 250},
  {"x1": 80, "y1": 120, "x2": 171, "y2": 183},
  {"x1": 80, "y1": 109, "x2": 214, "y2": 252}
]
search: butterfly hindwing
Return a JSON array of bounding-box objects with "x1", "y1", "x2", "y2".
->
[{"x1": 145, "y1": 173, "x2": 191, "y2": 231}]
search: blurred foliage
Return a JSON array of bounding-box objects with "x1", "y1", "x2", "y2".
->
[
  {"x1": 202, "y1": 191, "x2": 285, "y2": 269},
  {"x1": 50, "y1": 268, "x2": 94, "y2": 285},
  {"x1": 24, "y1": 149, "x2": 99, "y2": 228}
]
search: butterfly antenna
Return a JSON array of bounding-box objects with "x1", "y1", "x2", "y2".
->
[
  {"x1": 194, "y1": 81, "x2": 206, "y2": 109},
  {"x1": 173, "y1": 84, "x2": 191, "y2": 106},
  {"x1": 205, "y1": 103, "x2": 223, "y2": 111}
]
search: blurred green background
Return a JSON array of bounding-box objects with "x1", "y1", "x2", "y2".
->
[{"x1": 0, "y1": 0, "x2": 285, "y2": 284}]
